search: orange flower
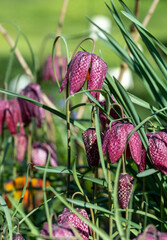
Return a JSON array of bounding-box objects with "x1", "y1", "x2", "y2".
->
[{"x1": 4, "y1": 176, "x2": 50, "y2": 210}]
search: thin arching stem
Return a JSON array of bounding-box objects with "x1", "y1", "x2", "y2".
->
[
  {"x1": 71, "y1": 37, "x2": 95, "y2": 60},
  {"x1": 66, "y1": 82, "x2": 71, "y2": 197},
  {"x1": 71, "y1": 191, "x2": 96, "y2": 240}
]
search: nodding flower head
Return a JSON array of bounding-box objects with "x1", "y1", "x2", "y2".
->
[
  {"x1": 13, "y1": 233, "x2": 25, "y2": 240},
  {"x1": 59, "y1": 51, "x2": 107, "y2": 101},
  {"x1": 148, "y1": 130, "x2": 167, "y2": 174},
  {"x1": 102, "y1": 121, "x2": 142, "y2": 165},
  {"x1": 58, "y1": 208, "x2": 92, "y2": 240},
  {"x1": 32, "y1": 142, "x2": 58, "y2": 167},
  {"x1": 40, "y1": 222, "x2": 75, "y2": 240},
  {"x1": 118, "y1": 173, "x2": 134, "y2": 209},
  {"x1": 18, "y1": 83, "x2": 45, "y2": 128},
  {"x1": 82, "y1": 128, "x2": 103, "y2": 168},
  {"x1": 42, "y1": 55, "x2": 67, "y2": 82}
]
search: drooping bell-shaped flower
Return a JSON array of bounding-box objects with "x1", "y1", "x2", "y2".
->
[
  {"x1": 0, "y1": 99, "x2": 7, "y2": 135},
  {"x1": 32, "y1": 142, "x2": 58, "y2": 167},
  {"x1": 13, "y1": 233, "x2": 25, "y2": 240},
  {"x1": 42, "y1": 55, "x2": 67, "y2": 82},
  {"x1": 82, "y1": 128, "x2": 103, "y2": 167},
  {"x1": 58, "y1": 208, "x2": 92, "y2": 240},
  {"x1": 148, "y1": 130, "x2": 167, "y2": 174},
  {"x1": 5, "y1": 99, "x2": 23, "y2": 135},
  {"x1": 59, "y1": 51, "x2": 107, "y2": 101},
  {"x1": 102, "y1": 121, "x2": 142, "y2": 165},
  {"x1": 99, "y1": 98, "x2": 120, "y2": 131},
  {"x1": 40, "y1": 222, "x2": 75, "y2": 240},
  {"x1": 136, "y1": 225, "x2": 165, "y2": 240},
  {"x1": 14, "y1": 132, "x2": 28, "y2": 163},
  {"x1": 18, "y1": 83, "x2": 45, "y2": 128},
  {"x1": 118, "y1": 173, "x2": 134, "y2": 209}
]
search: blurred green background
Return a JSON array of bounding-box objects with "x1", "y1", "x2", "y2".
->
[{"x1": 0, "y1": 0, "x2": 167, "y2": 112}]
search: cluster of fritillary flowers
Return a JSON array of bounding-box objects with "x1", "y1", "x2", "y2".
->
[
  {"x1": 58, "y1": 47, "x2": 167, "y2": 211},
  {"x1": 40, "y1": 208, "x2": 92, "y2": 240}
]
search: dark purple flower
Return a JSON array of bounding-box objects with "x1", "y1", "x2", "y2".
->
[
  {"x1": 5, "y1": 99, "x2": 23, "y2": 135},
  {"x1": 82, "y1": 128, "x2": 103, "y2": 167},
  {"x1": 99, "y1": 98, "x2": 121, "y2": 131},
  {"x1": 32, "y1": 142, "x2": 58, "y2": 167},
  {"x1": 42, "y1": 55, "x2": 67, "y2": 82},
  {"x1": 40, "y1": 222, "x2": 75, "y2": 240},
  {"x1": 58, "y1": 208, "x2": 92, "y2": 240},
  {"x1": 14, "y1": 133, "x2": 28, "y2": 163},
  {"x1": 13, "y1": 233, "x2": 25, "y2": 240},
  {"x1": 118, "y1": 173, "x2": 134, "y2": 209},
  {"x1": 102, "y1": 121, "x2": 142, "y2": 165},
  {"x1": 136, "y1": 225, "x2": 158, "y2": 240},
  {"x1": 18, "y1": 83, "x2": 45, "y2": 128},
  {"x1": 148, "y1": 130, "x2": 167, "y2": 174},
  {"x1": 0, "y1": 99, "x2": 7, "y2": 135},
  {"x1": 59, "y1": 51, "x2": 107, "y2": 101}
]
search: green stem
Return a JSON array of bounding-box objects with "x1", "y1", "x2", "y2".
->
[
  {"x1": 107, "y1": 159, "x2": 112, "y2": 237},
  {"x1": 66, "y1": 83, "x2": 71, "y2": 198},
  {"x1": 160, "y1": 174, "x2": 164, "y2": 232},
  {"x1": 27, "y1": 123, "x2": 35, "y2": 210}
]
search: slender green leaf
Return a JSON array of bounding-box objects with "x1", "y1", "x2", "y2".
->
[
  {"x1": 94, "y1": 106, "x2": 108, "y2": 183},
  {"x1": 113, "y1": 159, "x2": 126, "y2": 240},
  {"x1": 137, "y1": 169, "x2": 158, "y2": 178},
  {"x1": 7, "y1": 195, "x2": 40, "y2": 238},
  {"x1": 34, "y1": 165, "x2": 108, "y2": 187},
  {"x1": 0, "y1": 196, "x2": 12, "y2": 240}
]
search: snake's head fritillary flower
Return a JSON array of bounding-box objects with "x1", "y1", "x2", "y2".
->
[
  {"x1": 42, "y1": 55, "x2": 67, "y2": 82},
  {"x1": 18, "y1": 83, "x2": 45, "y2": 128},
  {"x1": 40, "y1": 222, "x2": 75, "y2": 240},
  {"x1": 5, "y1": 99, "x2": 23, "y2": 135},
  {"x1": 102, "y1": 121, "x2": 142, "y2": 164},
  {"x1": 59, "y1": 51, "x2": 107, "y2": 101},
  {"x1": 13, "y1": 233, "x2": 25, "y2": 240},
  {"x1": 0, "y1": 99, "x2": 7, "y2": 135},
  {"x1": 136, "y1": 225, "x2": 158, "y2": 240},
  {"x1": 118, "y1": 173, "x2": 134, "y2": 209},
  {"x1": 32, "y1": 142, "x2": 58, "y2": 167},
  {"x1": 82, "y1": 128, "x2": 103, "y2": 167},
  {"x1": 148, "y1": 130, "x2": 167, "y2": 174},
  {"x1": 58, "y1": 208, "x2": 92, "y2": 240},
  {"x1": 14, "y1": 133, "x2": 28, "y2": 163}
]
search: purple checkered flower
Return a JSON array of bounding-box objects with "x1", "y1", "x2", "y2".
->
[
  {"x1": 118, "y1": 173, "x2": 134, "y2": 209},
  {"x1": 102, "y1": 121, "x2": 142, "y2": 165},
  {"x1": 18, "y1": 83, "x2": 45, "y2": 128},
  {"x1": 40, "y1": 222, "x2": 75, "y2": 240},
  {"x1": 136, "y1": 225, "x2": 167, "y2": 240},
  {"x1": 59, "y1": 51, "x2": 107, "y2": 101},
  {"x1": 58, "y1": 208, "x2": 92, "y2": 240},
  {"x1": 82, "y1": 128, "x2": 103, "y2": 167},
  {"x1": 14, "y1": 133, "x2": 28, "y2": 163},
  {"x1": 32, "y1": 142, "x2": 58, "y2": 167},
  {"x1": 148, "y1": 130, "x2": 167, "y2": 174},
  {"x1": 42, "y1": 55, "x2": 67, "y2": 82},
  {"x1": 5, "y1": 99, "x2": 24, "y2": 135},
  {"x1": 13, "y1": 233, "x2": 25, "y2": 240}
]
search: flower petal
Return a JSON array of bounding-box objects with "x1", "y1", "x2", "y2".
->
[
  {"x1": 82, "y1": 128, "x2": 102, "y2": 167},
  {"x1": 88, "y1": 54, "x2": 107, "y2": 101},
  {"x1": 69, "y1": 52, "x2": 91, "y2": 94},
  {"x1": 59, "y1": 52, "x2": 83, "y2": 93},
  {"x1": 149, "y1": 132, "x2": 167, "y2": 174},
  {"x1": 124, "y1": 123, "x2": 142, "y2": 165},
  {"x1": 105, "y1": 122, "x2": 127, "y2": 164}
]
